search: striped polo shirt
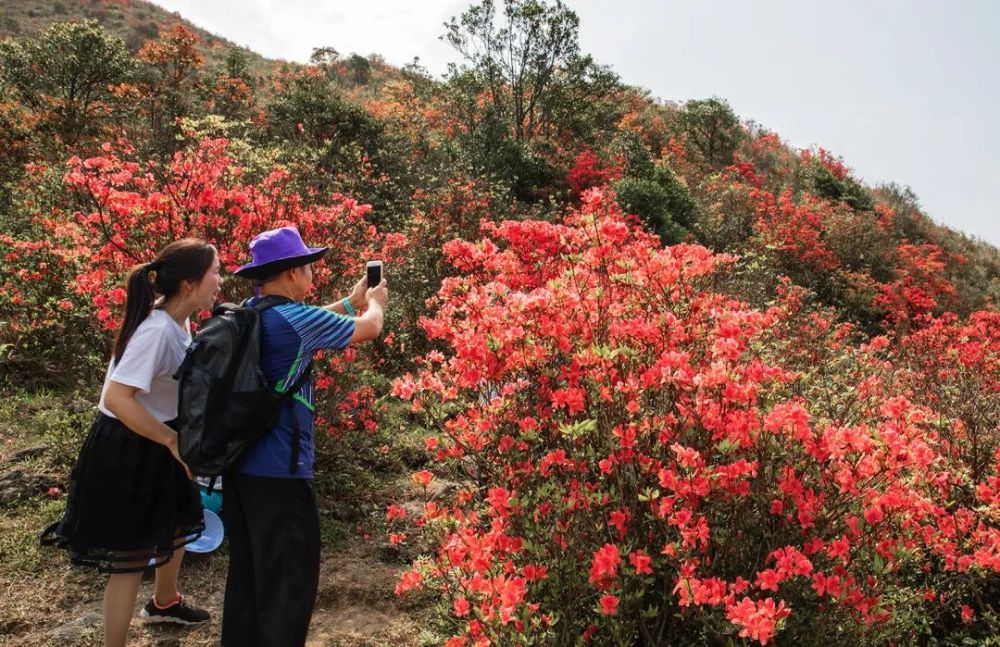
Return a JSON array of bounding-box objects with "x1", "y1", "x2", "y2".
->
[{"x1": 238, "y1": 298, "x2": 355, "y2": 479}]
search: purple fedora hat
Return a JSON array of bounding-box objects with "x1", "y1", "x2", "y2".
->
[{"x1": 234, "y1": 226, "x2": 328, "y2": 280}]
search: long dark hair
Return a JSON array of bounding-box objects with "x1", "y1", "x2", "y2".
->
[{"x1": 112, "y1": 238, "x2": 216, "y2": 364}]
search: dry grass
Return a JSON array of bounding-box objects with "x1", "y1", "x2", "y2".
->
[{"x1": 0, "y1": 542, "x2": 426, "y2": 646}]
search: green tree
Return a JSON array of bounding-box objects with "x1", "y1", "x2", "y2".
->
[
  {"x1": 675, "y1": 97, "x2": 743, "y2": 170},
  {"x1": 267, "y1": 70, "x2": 382, "y2": 155},
  {"x1": 536, "y1": 53, "x2": 623, "y2": 144},
  {"x1": 444, "y1": 0, "x2": 622, "y2": 142},
  {"x1": 444, "y1": 0, "x2": 582, "y2": 143},
  {"x1": 309, "y1": 46, "x2": 340, "y2": 68},
  {"x1": 0, "y1": 21, "x2": 134, "y2": 146},
  {"x1": 264, "y1": 69, "x2": 402, "y2": 212},
  {"x1": 810, "y1": 163, "x2": 875, "y2": 211},
  {"x1": 197, "y1": 48, "x2": 258, "y2": 124},
  {"x1": 344, "y1": 54, "x2": 372, "y2": 85},
  {"x1": 223, "y1": 48, "x2": 254, "y2": 88},
  {"x1": 442, "y1": 0, "x2": 621, "y2": 199},
  {"x1": 309, "y1": 46, "x2": 342, "y2": 82},
  {"x1": 134, "y1": 24, "x2": 204, "y2": 153}
]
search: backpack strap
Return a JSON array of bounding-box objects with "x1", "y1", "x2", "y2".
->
[
  {"x1": 285, "y1": 362, "x2": 312, "y2": 474},
  {"x1": 248, "y1": 294, "x2": 312, "y2": 475},
  {"x1": 250, "y1": 294, "x2": 294, "y2": 312}
]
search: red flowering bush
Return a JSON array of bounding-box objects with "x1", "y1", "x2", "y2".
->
[
  {"x1": 875, "y1": 244, "x2": 961, "y2": 332},
  {"x1": 567, "y1": 148, "x2": 615, "y2": 199},
  {"x1": 696, "y1": 145, "x2": 969, "y2": 334},
  {"x1": 1, "y1": 136, "x2": 406, "y2": 433},
  {"x1": 391, "y1": 189, "x2": 1000, "y2": 645},
  {"x1": 385, "y1": 179, "x2": 499, "y2": 367},
  {"x1": 886, "y1": 311, "x2": 1000, "y2": 486},
  {"x1": 0, "y1": 162, "x2": 103, "y2": 386},
  {"x1": 0, "y1": 227, "x2": 104, "y2": 386}
]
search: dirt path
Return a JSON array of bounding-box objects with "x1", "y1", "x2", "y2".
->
[
  {"x1": 307, "y1": 539, "x2": 426, "y2": 647},
  {"x1": 0, "y1": 536, "x2": 426, "y2": 647}
]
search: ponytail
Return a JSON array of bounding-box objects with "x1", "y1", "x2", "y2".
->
[
  {"x1": 110, "y1": 239, "x2": 216, "y2": 364},
  {"x1": 112, "y1": 263, "x2": 157, "y2": 364}
]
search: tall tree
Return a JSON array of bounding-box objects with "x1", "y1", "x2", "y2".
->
[
  {"x1": 344, "y1": 54, "x2": 372, "y2": 85},
  {"x1": 676, "y1": 97, "x2": 743, "y2": 170},
  {"x1": 444, "y1": 0, "x2": 595, "y2": 143},
  {"x1": 442, "y1": 0, "x2": 621, "y2": 200},
  {"x1": 134, "y1": 25, "x2": 204, "y2": 153},
  {"x1": 0, "y1": 21, "x2": 133, "y2": 146}
]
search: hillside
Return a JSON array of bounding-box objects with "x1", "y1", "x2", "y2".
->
[
  {"x1": 1, "y1": 1, "x2": 999, "y2": 645},
  {"x1": 2, "y1": 0, "x2": 276, "y2": 78},
  {"x1": 0, "y1": 0, "x2": 406, "y2": 93},
  {"x1": 2, "y1": 0, "x2": 997, "y2": 297}
]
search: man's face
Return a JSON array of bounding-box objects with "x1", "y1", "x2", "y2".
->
[{"x1": 292, "y1": 263, "x2": 313, "y2": 300}]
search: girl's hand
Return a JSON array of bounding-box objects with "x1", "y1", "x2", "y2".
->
[
  {"x1": 105, "y1": 382, "x2": 194, "y2": 480},
  {"x1": 165, "y1": 433, "x2": 193, "y2": 480}
]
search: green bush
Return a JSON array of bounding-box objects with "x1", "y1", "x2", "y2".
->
[
  {"x1": 614, "y1": 165, "x2": 695, "y2": 244},
  {"x1": 810, "y1": 164, "x2": 875, "y2": 212}
]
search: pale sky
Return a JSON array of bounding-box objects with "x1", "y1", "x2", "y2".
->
[{"x1": 149, "y1": 0, "x2": 1000, "y2": 248}]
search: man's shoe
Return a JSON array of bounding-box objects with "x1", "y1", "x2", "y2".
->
[{"x1": 140, "y1": 594, "x2": 210, "y2": 625}]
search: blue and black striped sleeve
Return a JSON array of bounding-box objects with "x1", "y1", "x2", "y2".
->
[{"x1": 281, "y1": 303, "x2": 356, "y2": 352}]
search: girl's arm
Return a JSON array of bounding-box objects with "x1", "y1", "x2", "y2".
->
[{"x1": 104, "y1": 381, "x2": 192, "y2": 478}]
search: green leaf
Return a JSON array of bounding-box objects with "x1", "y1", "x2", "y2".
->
[
  {"x1": 558, "y1": 418, "x2": 597, "y2": 440},
  {"x1": 715, "y1": 438, "x2": 739, "y2": 454},
  {"x1": 638, "y1": 487, "x2": 660, "y2": 502}
]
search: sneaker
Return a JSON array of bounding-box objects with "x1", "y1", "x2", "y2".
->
[{"x1": 140, "y1": 593, "x2": 210, "y2": 625}]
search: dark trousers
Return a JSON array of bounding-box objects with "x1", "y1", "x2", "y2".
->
[{"x1": 221, "y1": 472, "x2": 320, "y2": 647}]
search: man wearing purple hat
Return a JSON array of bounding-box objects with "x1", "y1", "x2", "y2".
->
[{"x1": 221, "y1": 226, "x2": 388, "y2": 647}]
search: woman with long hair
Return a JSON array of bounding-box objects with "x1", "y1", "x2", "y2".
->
[{"x1": 42, "y1": 238, "x2": 221, "y2": 646}]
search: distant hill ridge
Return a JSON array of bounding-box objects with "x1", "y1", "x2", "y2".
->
[{"x1": 3, "y1": 0, "x2": 260, "y2": 67}]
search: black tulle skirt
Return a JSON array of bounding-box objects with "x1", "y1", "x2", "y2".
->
[{"x1": 40, "y1": 413, "x2": 204, "y2": 573}]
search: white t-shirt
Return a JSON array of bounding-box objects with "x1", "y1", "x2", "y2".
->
[{"x1": 98, "y1": 309, "x2": 192, "y2": 423}]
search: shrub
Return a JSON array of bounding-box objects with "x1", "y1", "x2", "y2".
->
[
  {"x1": 566, "y1": 148, "x2": 614, "y2": 199},
  {"x1": 613, "y1": 163, "x2": 694, "y2": 245},
  {"x1": 390, "y1": 190, "x2": 1000, "y2": 645}
]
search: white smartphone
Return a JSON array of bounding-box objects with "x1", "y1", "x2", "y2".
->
[{"x1": 366, "y1": 260, "x2": 383, "y2": 288}]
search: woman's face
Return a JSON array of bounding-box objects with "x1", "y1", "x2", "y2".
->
[{"x1": 192, "y1": 252, "x2": 222, "y2": 310}]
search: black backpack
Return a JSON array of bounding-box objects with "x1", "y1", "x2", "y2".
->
[{"x1": 173, "y1": 295, "x2": 309, "y2": 478}]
